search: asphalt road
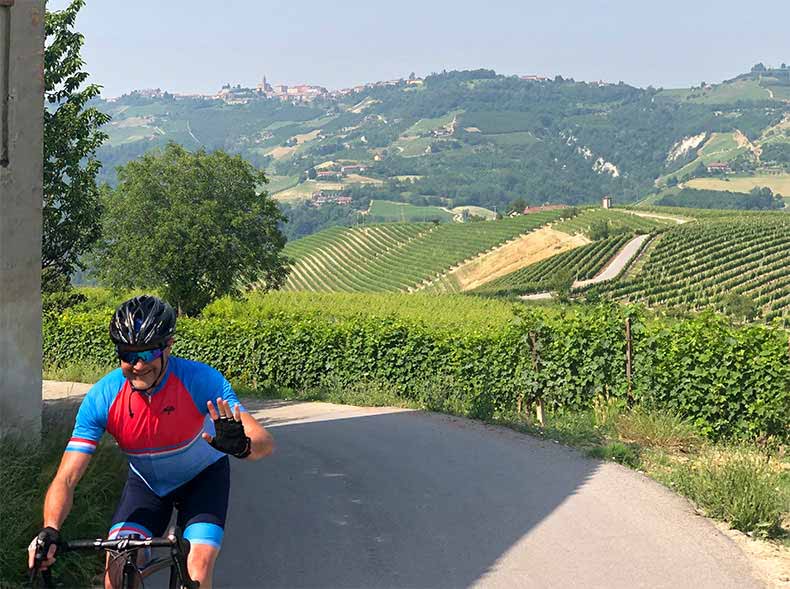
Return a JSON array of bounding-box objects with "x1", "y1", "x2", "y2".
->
[{"x1": 214, "y1": 399, "x2": 761, "y2": 589}]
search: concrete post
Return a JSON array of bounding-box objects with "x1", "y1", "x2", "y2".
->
[{"x1": 0, "y1": 0, "x2": 44, "y2": 437}]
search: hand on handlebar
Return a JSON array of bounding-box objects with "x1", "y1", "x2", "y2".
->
[
  {"x1": 202, "y1": 398, "x2": 251, "y2": 459},
  {"x1": 28, "y1": 526, "x2": 60, "y2": 571}
]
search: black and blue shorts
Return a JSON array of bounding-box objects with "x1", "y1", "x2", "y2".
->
[{"x1": 108, "y1": 456, "x2": 230, "y2": 550}]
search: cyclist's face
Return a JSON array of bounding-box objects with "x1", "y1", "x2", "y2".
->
[{"x1": 119, "y1": 344, "x2": 171, "y2": 389}]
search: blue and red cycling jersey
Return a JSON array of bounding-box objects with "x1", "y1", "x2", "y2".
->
[{"x1": 67, "y1": 356, "x2": 245, "y2": 497}]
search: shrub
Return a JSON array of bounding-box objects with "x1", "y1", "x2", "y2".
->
[
  {"x1": 0, "y1": 404, "x2": 126, "y2": 588},
  {"x1": 42, "y1": 295, "x2": 789, "y2": 442},
  {"x1": 616, "y1": 407, "x2": 703, "y2": 451},
  {"x1": 669, "y1": 448, "x2": 789, "y2": 537}
]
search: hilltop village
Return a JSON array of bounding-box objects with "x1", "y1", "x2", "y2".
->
[{"x1": 121, "y1": 74, "x2": 430, "y2": 104}]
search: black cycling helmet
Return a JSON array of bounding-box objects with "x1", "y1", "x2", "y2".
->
[{"x1": 109, "y1": 295, "x2": 176, "y2": 347}]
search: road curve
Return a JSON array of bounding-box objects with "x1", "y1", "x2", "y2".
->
[
  {"x1": 217, "y1": 400, "x2": 761, "y2": 589},
  {"x1": 41, "y1": 385, "x2": 762, "y2": 588},
  {"x1": 573, "y1": 233, "x2": 652, "y2": 288},
  {"x1": 520, "y1": 233, "x2": 652, "y2": 299}
]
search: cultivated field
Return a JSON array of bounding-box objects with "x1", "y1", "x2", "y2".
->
[
  {"x1": 684, "y1": 174, "x2": 790, "y2": 196},
  {"x1": 591, "y1": 215, "x2": 790, "y2": 321},
  {"x1": 451, "y1": 205, "x2": 497, "y2": 220},
  {"x1": 553, "y1": 208, "x2": 675, "y2": 236},
  {"x1": 279, "y1": 211, "x2": 569, "y2": 292},
  {"x1": 272, "y1": 180, "x2": 345, "y2": 201},
  {"x1": 368, "y1": 200, "x2": 454, "y2": 222},
  {"x1": 658, "y1": 80, "x2": 774, "y2": 104},
  {"x1": 438, "y1": 227, "x2": 590, "y2": 292}
]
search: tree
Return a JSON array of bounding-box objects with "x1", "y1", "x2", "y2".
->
[
  {"x1": 588, "y1": 219, "x2": 610, "y2": 240},
  {"x1": 722, "y1": 293, "x2": 758, "y2": 322},
  {"x1": 549, "y1": 268, "x2": 574, "y2": 302},
  {"x1": 43, "y1": 0, "x2": 110, "y2": 292},
  {"x1": 506, "y1": 197, "x2": 527, "y2": 214},
  {"x1": 93, "y1": 143, "x2": 289, "y2": 316}
]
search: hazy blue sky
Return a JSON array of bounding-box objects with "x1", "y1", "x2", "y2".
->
[{"x1": 49, "y1": 0, "x2": 789, "y2": 98}]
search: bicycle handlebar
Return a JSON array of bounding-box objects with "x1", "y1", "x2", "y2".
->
[
  {"x1": 61, "y1": 533, "x2": 186, "y2": 552},
  {"x1": 30, "y1": 530, "x2": 195, "y2": 589}
]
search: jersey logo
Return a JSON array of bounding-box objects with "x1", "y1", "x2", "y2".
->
[{"x1": 162, "y1": 405, "x2": 176, "y2": 415}]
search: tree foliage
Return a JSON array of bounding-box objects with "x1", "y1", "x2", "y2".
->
[
  {"x1": 93, "y1": 143, "x2": 288, "y2": 315},
  {"x1": 657, "y1": 187, "x2": 783, "y2": 210},
  {"x1": 43, "y1": 0, "x2": 109, "y2": 292},
  {"x1": 43, "y1": 297, "x2": 789, "y2": 441}
]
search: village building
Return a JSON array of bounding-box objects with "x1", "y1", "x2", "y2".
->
[
  {"x1": 340, "y1": 164, "x2": 368, "y2": 175},
  {"x1": 601, "y1": 195, "x2": 612, "y2": 209},
  {"x1": 316, "y1": 170, "x2": 343, "y2": 180},
  {"x1": 311, "y1": 191, "x2": 353, "y2": 207},
  {"x1": 706, "y1": 162, "x2": 732, "y2": 174}
]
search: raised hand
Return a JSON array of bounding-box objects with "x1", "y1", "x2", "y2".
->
[{"x1": 202, "y1": 398, "x2": 251, "y2": 458}]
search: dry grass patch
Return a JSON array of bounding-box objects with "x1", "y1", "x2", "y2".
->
[
  {"x1": 616, "y1": 407, "x2": 703, "y2": 452},
  {"x1": 449, "y1": 227, "x2": 590, "y2": 291},
  {"x1": 685, "y1": 174, "x2": 790, "y2": 195}
]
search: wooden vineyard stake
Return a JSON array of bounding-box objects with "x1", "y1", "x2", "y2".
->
[
  {"x1": 625, "y1": 317, "x2": 633, "y2": 403},
  {"x1": 530, "y1": 331, "x2": 544, "y2": 426}
]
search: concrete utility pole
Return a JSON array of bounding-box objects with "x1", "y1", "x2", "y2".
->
[{"x1": 0, "y1": 0, "x2": 44, "y2": 436}]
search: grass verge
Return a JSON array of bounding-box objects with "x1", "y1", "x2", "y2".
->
[
  {"x1": 43, "y1": 361, "x2": 114, "y2": 385},
  {"x1": 500, "y1": 403, "x2": 789, "y2": 542},
  {"x1": 0, "y1": 402, "x2": 127, "y2": 588}
]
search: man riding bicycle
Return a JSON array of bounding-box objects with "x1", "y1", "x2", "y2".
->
[{"x1": 28, "y1": 295, "x2": 274, "y2": 589}]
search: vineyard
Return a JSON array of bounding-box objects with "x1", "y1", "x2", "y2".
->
[
  {"x1": 279, "y1": 210, "x2": 570, "y2": 292},
  {"x1": 588, "y1": 216, "x2": 790, "y2": 321},
  {"x1": 45, "y1": 293, "x2": 790, "y2": 441},
  {"x1": 552, "y1": 209, "x2": 675, "y2": 236},
  {"x1": 474, "y1": 234, "x2": 635, "y2": 296}
]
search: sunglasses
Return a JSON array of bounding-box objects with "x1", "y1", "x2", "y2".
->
[{"x1": 117, "y1": 346, "x2": 165, "y2": 365}]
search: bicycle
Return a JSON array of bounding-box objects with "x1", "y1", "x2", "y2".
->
[{"x1": 30, "y1": 526, "x2": 199, "y2": 589}]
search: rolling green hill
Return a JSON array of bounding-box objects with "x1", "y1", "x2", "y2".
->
[
  {"x1": 585, "y1": 213, "x2": 790, "y2": 321},
  {"x1": 94, "y1": 66, "x2": 790, "y2": 220},
  {"x1": 278, "y1": 210, "x2": 570, "y2": 292},
  {"x1": 277, "y1": 202, "x2": 790, "y2": 323}
]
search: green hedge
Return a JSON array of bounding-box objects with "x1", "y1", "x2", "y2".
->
[{"x1": 44, "y1": 297, "x2": 789, "y2": 441}]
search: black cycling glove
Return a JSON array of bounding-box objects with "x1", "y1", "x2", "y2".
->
[
  {"x1": 31, "y1": 527, "x2": 60, "y2": 568},
  {"x1": 209, "y1": 417, "x2": 251, "y2": 459}
]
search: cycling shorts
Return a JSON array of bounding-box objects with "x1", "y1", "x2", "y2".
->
[{"x1": 109, "y1": 456, "x2": 230, "y2": 549}]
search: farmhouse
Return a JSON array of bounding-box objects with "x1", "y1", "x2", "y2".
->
[
  {"x1": 706, "y1": 162, "x2": 732, "y2": 174},
  {"x1": 602, "y1": 195, "x2": 613, "y2": 209},
  {"x1": 311, "y1": 191, "x2": 353, "y2": 207},
  {"x1": 762, "y1": 166, "x2": 785, "y2": 175},
  {"x1": 341, "y1": 164, "x2": 368, "y2": 174}
]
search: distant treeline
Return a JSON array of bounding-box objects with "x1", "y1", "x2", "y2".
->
[{"x1": 657, "y1": 187, "x2": 784, "y2": 210}]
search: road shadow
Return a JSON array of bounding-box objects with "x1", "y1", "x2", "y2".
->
[{"x1": 218, "y1": 409, "x2": 598, "y2": 589}]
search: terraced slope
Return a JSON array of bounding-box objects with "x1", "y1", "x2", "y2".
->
[
  {"x1": 473, "y1": 234, "x2": 635, "y2": 296},
  {"x1": 280, "y1": 211, "x2": 568, "y2": 292},
  {"x1": 553, "y1": 209, "x2": 676, "y2": 236},
  {"x1": 589, "y1": 216, "x2": 790, "y2": 321}
]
